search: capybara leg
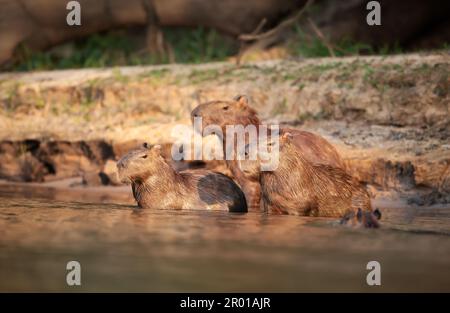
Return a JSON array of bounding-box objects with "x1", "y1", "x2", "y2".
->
[
  {"x1": 245, "y1": 186, "x2": 262, "y2": 212},
  {"x1": 239, "y1": 180, "x2": 261, "y2": 212}
]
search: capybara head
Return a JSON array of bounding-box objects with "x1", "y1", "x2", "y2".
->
[
  {"x1": 239, "y1": 132, "x2": 291, "y2": 178},
  {"x1": 116, "y1": 143, "x2": 164, "y2": 184},
  {"x1": 191, "y1": 95, "x2": 260, "y2": 135},
  {"x1": 340, "y1": 208, "x2": 382, "y2": 228}
]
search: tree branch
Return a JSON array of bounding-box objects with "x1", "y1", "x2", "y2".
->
[
  {"x1": 307, "y1": 17, "x2": 335, "y2": 57},
  {"x1": 238, "y1": 0, "x2": 314, "y2": 42}
]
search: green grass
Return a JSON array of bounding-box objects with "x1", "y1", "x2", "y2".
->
[
  {"x1": 139, "y1": 68, "x2": 171, "y2": 79},
  {"x1": 8, "y1": 22, "x2": 440, "y2": 72},
  {"x1": 10, "y1": 27, "x2": 237, "y2": 72},
  {"x1": 289, "y1": 25, "x2": 404, "y2": 58},
  {"x1": 187, "y1": 68, "x2": 222, "y2": 84},
  {"x1": 14, "y1": 31, "x2": 136, "y2": 71},
  {"x1": 164, "y1": 27, "x2": 236, "y2": 63},
  {"x1": 297, "y1": 110, "x2": 331, "y2": 122}
]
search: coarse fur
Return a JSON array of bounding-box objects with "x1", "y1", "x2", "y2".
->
[
  {"x1": 117, "y1": 143, "x2": 247, "y2": 213},
  {"x1": 191, "y1": 95, "x2": 346, "y2": 211},
  {"x1": 239, "y1": 133, "x2": 381, "y2": 227}
]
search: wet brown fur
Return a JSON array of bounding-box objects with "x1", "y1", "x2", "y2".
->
[
  {"x1": 117, "y1": 144, "x2": 247, "y2": 212},
  {"x1": 240, "y1": 134, "x2": 380, "y2": 227},
  {"x1": 190, "y1": 96, "x2": 346, "y2": 212}
]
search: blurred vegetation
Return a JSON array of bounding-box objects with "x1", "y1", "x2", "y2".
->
[
  {"x1": 164, "y1": 27, "x2": 236, "y2": 63},
  {"x1": 12, "y1": 27, "x2": 238, "y2": 71},
  {"x1": 289, "y1": 25, "x2": 403, "y2": 57},
  {"x1": 9, "y1": 23, "x2": 435, "y2": 72}
]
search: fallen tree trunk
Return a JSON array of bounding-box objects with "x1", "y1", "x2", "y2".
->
[
  {"x1": 2, "y1": 0, "x2": 449, "y2": 67},
  {"x1": 0, "y1": 0, "x2": 305, "y2": 66}
]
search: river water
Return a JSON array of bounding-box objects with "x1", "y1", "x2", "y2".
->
[{"x1": 0, "y1": 184, "x2": 449, "y2": 292}]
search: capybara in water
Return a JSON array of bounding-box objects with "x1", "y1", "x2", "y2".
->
[
  {"x1": 239, "y1": 133, "x2": 381, "y2": 227},
  {"x1": 117, "y1": 143, "x2": 247, "y2": 212},
  {"x1": 190, "y1": 95, "x2": 346, "y2": 211}
]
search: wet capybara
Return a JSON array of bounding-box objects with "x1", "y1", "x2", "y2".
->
[
  {"x1": 117, "y1": 143, "x2": 247, "y2": 213},
  {"x1": 190, "y1": 95, "x2": 346, "y2": 211},
  {"x1": 239, "y1": 133, "x2": 381, "y2": 227}
]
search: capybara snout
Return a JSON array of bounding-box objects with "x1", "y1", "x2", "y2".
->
[
  {"x1": 116, "y1": 143, "x2": 154, "y2": 184},
  {"x1": 340, "y1": 208, "x2": 382, "y2": 228}
]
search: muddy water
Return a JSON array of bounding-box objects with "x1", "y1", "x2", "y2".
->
[{"x1": 0, "y1": 184, "x2": 449, "y2": 292}]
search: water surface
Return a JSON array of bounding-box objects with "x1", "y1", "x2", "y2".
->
[{"x1": 0, "y1": 185, "x2": 449, "y2": 292}]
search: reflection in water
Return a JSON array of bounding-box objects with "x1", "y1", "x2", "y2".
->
[{"x1": 0, "y1": 186, "x2": 449, "y2": 292}]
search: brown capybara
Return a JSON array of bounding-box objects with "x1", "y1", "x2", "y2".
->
[
  {"x1": 239, "y1": 133, "x2": 381, "y2": 227},
  {"x1": 190, "y1": 95, "x2": 345, "y2": 211},
  {"x1": 117, "y1": 143, "x2": 247, "y2": 213}
]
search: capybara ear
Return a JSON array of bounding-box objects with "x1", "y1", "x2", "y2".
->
[
  {"x1": 281, "y1": 132, "x2": 293, "y2": 142},
  {"x1": 233, "y1": 95, "x2": 249, "y2": 108},
  {"x1": 373, "y1": 208, "x2": 382, "y2": 220}
]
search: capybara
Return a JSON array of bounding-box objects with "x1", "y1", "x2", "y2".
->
[
  {"x1": 117, "y1": 143, "x2": 247, "y2": 213},
  {"x1": 239, "y1": 133, "x2": 381, "y2": 227},
  {"x1": 190, "y1": 95, "x2": 346, "y2": 211}
]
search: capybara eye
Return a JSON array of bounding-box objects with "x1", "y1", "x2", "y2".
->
[
  {"x1": 222, "y1": 105, "x2": 229, "y2": 110},
  {"x1": 141, "y1": 155, "x2": 148, "y2": 159}
]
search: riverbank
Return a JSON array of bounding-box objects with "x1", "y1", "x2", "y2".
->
[{"x1": 0, "y1": 53, "x2": 449, "y2": 206}]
